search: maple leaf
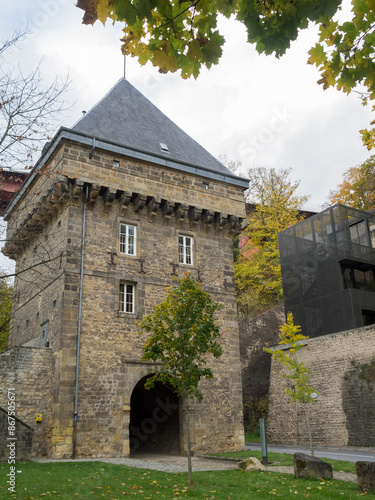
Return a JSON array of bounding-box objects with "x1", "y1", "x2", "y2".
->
[
  {"x1": 308, "y1": 44, "x2": 327, "y2": 67},
  {"x1": 151, "y1": 47, "x2": 180, "y2": 74}
]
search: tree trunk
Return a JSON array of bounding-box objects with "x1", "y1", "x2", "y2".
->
[
  {"x1": 304, "y1": 403, "x2": 314, "y2": 456},
  {"x1": 184, "y1": 397, "x2": 193, "y2": 487}
]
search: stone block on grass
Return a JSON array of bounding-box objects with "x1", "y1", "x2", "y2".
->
[
  {"x1": 356, "y1": 461, "x2": 375, "y2": 493},
  {"x1": 238, "y1": 457, "x2": 265, "y2": 471},
  {"x1": 294, "y1": 453, "x2": 333, "y2": 480}
]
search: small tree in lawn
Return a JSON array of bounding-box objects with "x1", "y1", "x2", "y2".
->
[
  {"x1": 138, "y1": 273, "x2": 223, "y2": 487},
  {"x1": 264, "y1": 313, "x2": 319, "y2": 456}
]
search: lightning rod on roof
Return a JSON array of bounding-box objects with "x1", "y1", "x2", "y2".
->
[{"x1": 122, "y1": 21, "x2": 129, "y2": 80}]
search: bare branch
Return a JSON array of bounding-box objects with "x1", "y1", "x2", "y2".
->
[
  {"x1": 0, "y1": 30, "x2": 28, "y2": 56},
  {"x1": 0, "y1": 30, "x2": 71, "y2": 172}
]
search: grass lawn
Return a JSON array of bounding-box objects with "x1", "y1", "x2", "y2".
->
[
  {"x1": 245, "y1": 429, "x2": 261, "y2": 442},
  {"x1": 0, "y1": 458, "x2": 363, "y2": 500}
]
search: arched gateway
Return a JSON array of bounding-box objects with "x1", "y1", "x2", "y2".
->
[{"x1": 129, "y1": 376, "x2": 180, "y2": 455}]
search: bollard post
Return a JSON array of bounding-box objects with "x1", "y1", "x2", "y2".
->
[{"x1": 260, "y1": 418, "x2": 268, "y2": 465}]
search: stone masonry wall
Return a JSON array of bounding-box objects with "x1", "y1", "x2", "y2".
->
[
  {"x1": 0, "y1": 347, "x2": 53, "y2": 457},
  {"x1": 239, "y1": 304, "x2": 285, "y2": 429},
  {"x1": 9, "y1": 201, "x2": 70, "y2": 349},
  {"x1": 267, "y1": 324, "x2": 375, "y2": 446},
  {"x1": 0, "y1": 407, "x2": 33, "y2": 463},
  {"x1": 60, "y1": 142, "x2": 246, "y2": 217}
]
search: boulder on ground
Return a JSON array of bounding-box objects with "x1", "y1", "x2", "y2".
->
[
  {"x1": 238, "y1": 457, "x2": 265, "y2": 471},
  {"x1": 356, "y1": 461, "x2": 375, "y2": 493},
  {"x1": 294, "y1": 453, "x2": 333, "y2": 480}
]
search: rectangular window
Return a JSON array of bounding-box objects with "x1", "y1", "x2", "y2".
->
[
  {"x1": 179, "y1": 235, "x2": 193, "y2": 265},
  {"x1": 119, "y1": 224, "x2": 137, "y2": 255},
  {"x1": 40, "y1": 321, "x2": 49, "y2": 348},
  {"x1": 350, "y1": 220, "x2": 370, "y2": 247},
  {"x1": 120, "y1": 283, "x2": 135, "y2": 313},
  {"x1": 342, "y1": 265, "x2": 375, "y2": 292}
]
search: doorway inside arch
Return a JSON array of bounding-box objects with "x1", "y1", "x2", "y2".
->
[{"x1": 129, "y1": 376, "x2": 180, "y2": 455}]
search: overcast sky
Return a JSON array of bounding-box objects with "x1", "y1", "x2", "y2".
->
[{"x1": 1, "y1": 1, "x2": 373, "y2": 212}]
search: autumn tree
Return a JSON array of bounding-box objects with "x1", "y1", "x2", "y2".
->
[
  {"x1": 328, "y1": 155, "x2": 375, "y2": 210},
  {"x1": 0, "y1": 30, "x2": 70, "y2": 172},
  {"x1": 138, "y1": 274, "x2": 223, "y2": 487},
  {"x1": 0, "y1": 273, "x2": 13, "y2": 352},
  {"x1": 264, "y1": 313, "x2": 319, "y2": 456},
  {"x1": 77, "y1": 0, "x2": 375, "y2": 147},
  {"x1": 234, "y1": 166, "x2": 309, "y2": 317}
]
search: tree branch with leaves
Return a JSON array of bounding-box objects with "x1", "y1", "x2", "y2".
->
[{"x1": 77, "y1": 0, "x2": 375, "y2": 148}]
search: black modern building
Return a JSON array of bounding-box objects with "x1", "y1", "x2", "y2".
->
[{"x1": 279, "y1": 204, "x2": 375, "y2": 338}]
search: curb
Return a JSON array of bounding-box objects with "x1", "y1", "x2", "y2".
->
[
  {"x1": 246, "y1": 442, "x2": 375, "y2": 454},
  {"x1": 197, "y1": 454, "x2": 239, "y2": 462}
]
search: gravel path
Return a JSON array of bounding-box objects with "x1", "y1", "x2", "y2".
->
[
  {"x1": 34, "y1": 454, "x2": 238, "y2": 473},
  {"x1": 102, "y1": 454, "x2": 239, "y2": 472}
]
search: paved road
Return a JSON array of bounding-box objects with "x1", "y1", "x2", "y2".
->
[{"x1": 246, "y1": 442, "x2": 375, "y2": 462}]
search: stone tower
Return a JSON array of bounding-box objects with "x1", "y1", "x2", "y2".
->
[{"x1": 3, "y1": 79, "x2": 248, "y2": 458}]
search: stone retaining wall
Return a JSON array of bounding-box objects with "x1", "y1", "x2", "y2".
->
[
  {"x1": 239, "y1": 304, "x2": 285, "y2": 428},
  {"x1": 267, "y1": 324, "x2": 375, "y2": 446},
  {"x1": 0, "y1": 346, "x2": 53, "y2": 457},
  {"x1": 0, "y1": 407, "x2": 33, "y2": 462}
]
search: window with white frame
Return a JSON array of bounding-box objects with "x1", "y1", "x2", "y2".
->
[
  {"x1": 178, "y1": 235, "x2": 193, "y2": 265},
  {"x1": 119, "y1": 283, "x2": 135, "y2": 313},
  {"x1": 119, "y1": 223, "x2": 136, "y2": 255}
]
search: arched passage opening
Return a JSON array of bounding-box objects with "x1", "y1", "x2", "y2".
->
[{"x1": 129, "y1": 375, "x2": 180, "y2": 455}]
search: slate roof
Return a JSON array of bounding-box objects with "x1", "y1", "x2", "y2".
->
[{"x1": 72, "y1": 78, "x2": 233, "y2": 176}]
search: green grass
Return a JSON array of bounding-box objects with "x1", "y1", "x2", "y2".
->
[
  {"x1": 245, "y1": 429, "x2": 261, "y2": 442},
  {"x1": 0, "y1": 459, "x2": 362, "y2": 500},
  {"x1": 318, "y1": 459, "x2": 356, "y2": 475}
]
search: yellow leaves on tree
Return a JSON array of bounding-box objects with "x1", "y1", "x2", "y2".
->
[
  {"x1": 328, "y1": 155, "x2": 375, "y2": 211},
  {"x1": 234, "y1": 166, "x2": 309, "y2": 318}
]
